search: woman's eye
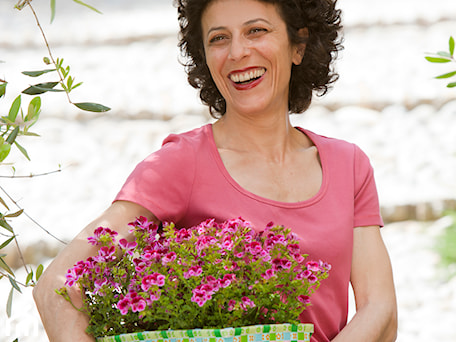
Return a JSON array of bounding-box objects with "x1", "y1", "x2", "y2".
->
[
  {"x1": 209, "y1": 35, "x2": 226, "y2": 44},
  {"x1": 249, "y1": 27, "x2": 267, "y2": 35}
]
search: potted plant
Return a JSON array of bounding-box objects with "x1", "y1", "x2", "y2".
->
[{"x1": 57, "y1": 216, "x2": 330, "y2": 341}]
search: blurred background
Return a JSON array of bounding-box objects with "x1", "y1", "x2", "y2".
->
[{"x1": 0, "y1": 0, "x2": 455, "y2": 341}]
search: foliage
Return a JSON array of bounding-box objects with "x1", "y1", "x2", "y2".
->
[
  {"x1": 0, "y1": 0, "x2": 109, "y2": 328},
  {"x1": 435, "y1": 211, "x2": 456, "y2": 278},
  {"x1": 425, "y1": 36, "x2": 456, "y2": 88},
  {"x1": 58, "y1": 217, "x2": 330, "y2": 338}
]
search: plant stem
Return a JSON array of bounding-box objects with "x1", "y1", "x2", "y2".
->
[
  {"x1": 23, "y1": 1, "x2": 73, "y2": 104},
  {"x1": 0, "y1": 168, "x2": 62, "y2": 178}
]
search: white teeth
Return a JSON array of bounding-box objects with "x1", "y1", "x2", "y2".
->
[{"x1": 230, "y1": 68, "x2": 265, "y2": 83}]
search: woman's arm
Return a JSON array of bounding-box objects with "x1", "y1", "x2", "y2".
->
[
  {"x1": 332, "y1": 226, "x2": 397, "y2": 342},
  {"x1": 33, "y1": 200, "x2": 157, "y2": 342}
]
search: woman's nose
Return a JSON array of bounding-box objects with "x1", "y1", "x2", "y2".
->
[{"x1": 228, "y1": 36, "x2": 250, "y2": 60}]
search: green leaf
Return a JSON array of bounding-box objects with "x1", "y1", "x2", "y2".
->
[
  {"x1": 6, "y1": 126, "x2": 20, "y2": 145},
  {"x1": 0, "y1": 196, "x2": 9, "y2": 210},
  {"x1": 450, "y1": 36, "x2": 455, "y2": 56},
  {"x1": 8, "y1": 275, "x2": 22, "y2": 293},
  {"x1": 26, "y1": 96, "x2": 42, "y2": 122},
  {"x1": 5, "y1": 209, "x2": 24, "y2": 218},
  {"x1": 0, "y1": 142, "x2": 11, "y2": 162},
  {"x1": 36, "y1": 264, "x2": 44, "y2": 280},
  {"x1": 0, "y1": 82, "x2": 6, "y2": 98},
  {"x1": 436, "y1": 70, "x2": 456, "y2": 79},
  {"x1": 0, "y1": 257, "x2": 14, "y2": 276},
  {"x1": 425, "y1": 56, "x2": 452, "y2": 63},
  {"x1": 437, "y1": 51, "x2": 452, "y2": 58},
  {"x1": 447, "y1": 82, "x2": 456, "y2": 88},
  {"x1": 72, "y1": 0, "x2": 102, "y2": 14},
  {"x1": 74, "y1": 102, "x2": 111, "y2": 112},
  {"x1": 26, "y1": 270, "x2": 34, "y2": 285},
  {"x1": 6, "y1": 287, "x2": 13, "y2": 318},
  {"x1": 0, "y1": 236, "x2": 15, "y2": 250},
  {"x1": 22, "y1": 82, "x2": 62, "y2": 95},
  {"x1": 8, "y1": 95, "x2": 21, "y2": 122},
  {"x1": 14, "y1": 141, "x2": 31, "y2": 161},
  {"x1": 50, "y1": 0, "x2": 56, "y2": 23},
  {"x1": 22, "y1": 69, "x2": 56, "y2": 77}
]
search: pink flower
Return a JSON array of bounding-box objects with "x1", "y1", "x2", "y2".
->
[
  {"x1": 261, "y1": 269, "x2": 275, "y2": 280},
  {"x1": 141, "y1": 273, "x2": 165, "y2": 291},
  {"x1": 65, "y1": 265, "x2": 85, "y2": 286},
  {"x1": 117, "y1": 297, "x2": 130, "y2": 315},
  {"x1": 87, "y1": 227, "x2": 118, "y2": 245},
  {"x1": 222, "y1": 236, "x2": 234, "y2": 251},
  {"x1": 119, "y1": 239, "x2": 137, "y2": 255},
  {"x1": 306, "y1": 261, "x2": 322, "y2": 272},
  {"x1": 287, "y1": 244, "x2": 300, "y2": 254},
  {"x1": 175, "y1": 228, "x2": 191, "y2": 242},
  {"x1": 184, "y1": 265, "x2": 202, "y2": 279},
  {"x1": 96, "y1": 246, "x2": 116, "y2": 262},
  {"x1": 191, "y1": 287, "x2": 211, "y2": 307},
  {"x1": 227, "y1": 299, "x2": 236, "y2": 311},
  {"x1": 219, "y1": 274, "x2": 236, "y2": 288},
  {"x1": 240, "y1": 296, "x2": 256, "y2": 311},
  {"x1": 297, "y1": 295, "x2": 311, "y2": 305},
  {"x1": 162, "y1": 252, "x2": 177, "y2": 265},
  {"x1": 130, "y1": 296, "x2": 147, "y2": 313},
  {"x1": 246, "y1": 241, "x2": 262, "y2": 256}
]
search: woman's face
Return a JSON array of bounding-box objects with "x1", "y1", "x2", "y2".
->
[{"x1": 201, "y1": 0, "x2": 304, "y2": 117}]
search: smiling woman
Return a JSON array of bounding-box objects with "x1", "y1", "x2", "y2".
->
[{"x1": 32, "y1": 1, "x2": 397, "y2": 342}]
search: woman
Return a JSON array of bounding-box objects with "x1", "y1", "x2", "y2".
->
[{"x1": 33, "y1": 0, "x2": 397, "y2": 341}]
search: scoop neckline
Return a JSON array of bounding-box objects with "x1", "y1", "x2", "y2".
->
[{"x1": 205, "y1": 124, "x2": 328, "y2": 208}]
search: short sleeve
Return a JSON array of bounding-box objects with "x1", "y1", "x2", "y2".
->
[
  {"x1": 114, "y1": 134, "x2": 196, "y2": 223},
  {"x1": 353, "y1": 145, "x2": 384, "y2": 228}
]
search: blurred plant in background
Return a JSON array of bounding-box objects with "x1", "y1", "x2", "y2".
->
[
  {"x1": 1, "y1": 1, "x2": 109, "y2": 338},
  {"x1": 425, "y1": 35, "x2": 456, "y2": 278}
]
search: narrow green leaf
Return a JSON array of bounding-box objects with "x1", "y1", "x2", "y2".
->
[
  {"x1": 6, "y1": 127, "x2": 20, "y2": 145},
  {"x1": 0, "y1": 236, "x2": 15, "y2": 250},
  {"x1": 50, "y1": 0, "x2": 56, "y2": 23},
  {"x1": 22, "y1": 69, "x2": 56, "y2": 77},
  {"x1": 5, "y1": 209, "x2": 24, "y2": 218},
  {"x1": 0, "y1": 82, "x2": 6, "y2": 98},
  {"x1": 26, "y1": 270, "x2": 34, "y2": 285},
  {"x1": 0, "y1": 143, "x2": 11, "y2": 162},
  {"x1": 36, "y1": 264, "x2": 44, "y2": 280},
  {"x1": 6, "y1": 287, "x2": 13, "y2": 318},
  {"x1": 14, "y1": 141, "x2": 31, "y2": 161},
  {"x1": 74, "y1": 102, "x2": 111, "y2": 112},
  {"x1": 435, "y1": 70, "x2": 456, "y2": 79},
  {"x1": 437, "y1": 51, "x2": 452, "y2": 58},
  {"x1": 22, "y1": 131, "x2": 40, "y2": 137},
  {"x1": 425, "y1": 56, "x2": 452, "y2": 63},
  {"x1": 22, "y1": 82, "x2": 61, "y2": 95},
  {"x1": 447, "y1": 82, "x2": 456, "y2": 88},
  {"x1": 72, "y1": 0, "x2": 102, "y2": 14},
  {"x1": 0, "y1": 196, "x2": 9, "y2": 210},
  {"x1": 0, "y1": 257, "x2": 14, "y2": 276},
  {"x1": 0, "y1": 219, "x2": 14, "y2": 233},
  {"x1": 450, "y1": 36, "x2": 455, "y2": 56},
  {"x1": 8, "y1": 95, "x2": 21, "y2": 122},
  {"x1": 9, "y1": 275, "x2": 22, "y2": 293},
  {"x1": 72, "y1": 82, "x2": 83, "y2": 90},
  {"x1": 26, "y1": 96, "x2": 42, "y2": 121}
]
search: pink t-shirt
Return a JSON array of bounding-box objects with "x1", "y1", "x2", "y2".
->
[{"x1": 115, "y1": 124, "x2": 383, "y2": 341}]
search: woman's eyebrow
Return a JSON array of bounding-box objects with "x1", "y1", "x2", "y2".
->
[{"x1": 206, "y1": 18, "x2": 273, "y2": 37}]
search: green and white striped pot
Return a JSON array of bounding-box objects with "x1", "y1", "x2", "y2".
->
[{"x1": 97, "y1": 323, "x2": 314, "y2": 342}]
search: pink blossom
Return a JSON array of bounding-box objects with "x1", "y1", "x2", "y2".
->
[
  {"x1": 287, "y1": 244, "x2": 300, "y2": 254},
  {"x1": 222, "y1": 236, "x2": 234, "y2": 251},
  {"x1": 162, "y1": 252, "x2": 177, "y2": 265},
  {"x1": 119, "y1": 239, "x2": 137, "y2": 255},
  {"x1": 227, "y1": 299, "x2": 236, "y2": 311},
  {"x1": 175, "y1": 228, "x2": 191, "y2": 242},
  {"x1": 261, "y1": 269, "x2": 275, "y2": 280},
  {"x1": 260, "y1": 250, "x2": 271, "y2": 262},
  {"x1": 141, "y1": 273, "x2": 165, "y2": 291},
  {"x1": 130, "y1": 296, "x2": 147, "y2": 313},
  {"x1": 306, "y1": 261, "x2": 322, "y2": 272},
  {"x1": 117, "y1": 297, "x2": 130, "y2": 315},
  {"x1": 246, "y1": 241, "x2": 262, "y2": 256},
  {"x1": 191, "y1": 287, "x2": 212, "y2": 307},
  {"x1": 307, "y1": 274, "x2": 318, "y2": 284},
  {"x1": 149, "y1": 291, "x2": 161, "y2": 302},
  {"x1": 87, "y1": 227, "x2": 118, "y2": 245},
  {"x1": 96, "y1": 246, "x2": 116, "y2": 262},
  {"x1": 272, "y1": 258, "x2": 291, "y2": 271},
  {"x1": 297, "y1": 295, "x2": 311, "y2": 305},
  {"x1": 219, "y1": 274, "x2": 236, "y2": 288},
  {"x1": 240, "y1": 296, "x2": 256, "y2": 310},
  {"x1": 184, "y1": 265, "x2": 202, "y2": 279},
  {"x1": 65, "y1": 265, "x2": 85, "y2": 286},
  {"x1": 293, "y1": 253, "x2": 305, "y2": 263}
]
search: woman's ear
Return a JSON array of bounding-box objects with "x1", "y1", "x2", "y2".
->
[{"x1": 292, "y1": 27, "x2": 309, "y2": 65}]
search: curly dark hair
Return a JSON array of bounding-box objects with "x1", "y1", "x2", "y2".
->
[{"x1": 174, "y1": 0, "x2": 343, "y2": 118}]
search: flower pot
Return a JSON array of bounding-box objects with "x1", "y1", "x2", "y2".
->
[{"x1": 97, "y1": 323, "x2": 314, "y2": 342}]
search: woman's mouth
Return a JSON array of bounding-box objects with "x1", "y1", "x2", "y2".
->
[{"x1": 229, "y1": 68, "x2": 266, "y2": 85}]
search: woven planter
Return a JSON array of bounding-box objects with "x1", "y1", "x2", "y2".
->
[{"x1": 97, "y1": 323, "x2": 314, "y2": 342}]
